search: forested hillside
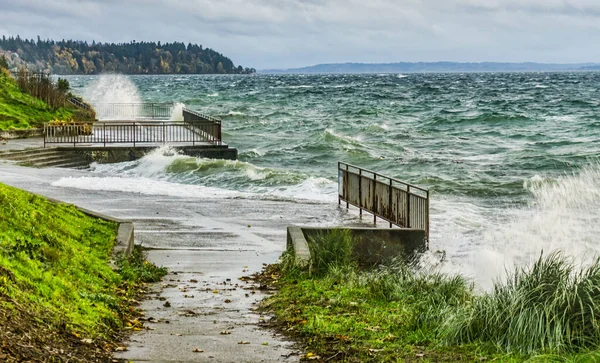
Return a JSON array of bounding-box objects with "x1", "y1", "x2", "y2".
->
[{"x1": 0, "y1": 36, "x2": 255, "y2": 75}]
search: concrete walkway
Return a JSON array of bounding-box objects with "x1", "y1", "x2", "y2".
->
[
  {"x1": 0, "y1": 163, "x2": 357, "y2": 362},
  {"x1": 0, "y1": 137, "x2": 44, "y2": 152}
]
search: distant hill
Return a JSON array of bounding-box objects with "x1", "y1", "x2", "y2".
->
[
  {"x1": 0, "y1": 35, "x2": 255, "y2": 75},
  {"x1": 262, "y1": 62, "x2": 600, "y2": 74}
]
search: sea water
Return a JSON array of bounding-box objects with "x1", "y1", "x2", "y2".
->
[{"x1": 61, "y1": 72, "x2": 600, "y2": 289}]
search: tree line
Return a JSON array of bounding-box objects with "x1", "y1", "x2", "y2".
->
[{"x1": 0, "y1": 35, "x2": 255, "y2": 75}]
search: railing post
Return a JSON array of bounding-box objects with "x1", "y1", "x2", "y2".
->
[
  {"x1": 358, "y1": 168, "x2": 362, "y2": 218},
  {"x1": 389, "y1": 179, "x2": 393, "y2": 228},
  {"x1": 338, "y1": 162, "x2": 341, "y2": 206},
  {"x1": 103, "y1": 123, "x2": 106, "y2": 147},
  {"x1": 373, "y1": 174, "x2": 377, "y2": 225},
  {"x1": 43, "y1": 123, "x2": 46, "y2": 148},
  {"x1": 406, "y1": 185, "x2": 411, "y2": 228},
  {"x1": 133, "y1": 122, "x2": 136, "y2": 147},
  {"x1": 345, "y1": 164, "x2": 349, "y2": 209},
  {"x1": 426, "y1": 190, "x2": 430, "y2": 249}
]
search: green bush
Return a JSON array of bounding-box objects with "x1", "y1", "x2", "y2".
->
[{"x1": 0, "y1": 55, "x2": 8, "y2": 70}]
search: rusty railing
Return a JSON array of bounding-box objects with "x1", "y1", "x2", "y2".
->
[
  {"x1": 44, "y1": 121, "x2": 221, "y2": 147},
  {"x1": 182, "y1": 108, "x2": 222, "y2": 143},
  {"x1": 338, "y1": 162, "x2": 430, "y2": 244}
]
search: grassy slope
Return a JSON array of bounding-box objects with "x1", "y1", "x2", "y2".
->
[
  {"x1": 0, "y1": 182, "x2": 166, "y2": 361},
  {"x1": 0, "y1": 70, "x2": 77, "y2": 130}
]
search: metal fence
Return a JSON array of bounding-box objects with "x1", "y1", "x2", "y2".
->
[
  {"x1": 44, "y1": 121, "x2": 221, "y2": 147},
  {"x1": 183, "y1": 108, "x2": 222, "y2": 142},
  {"x1": 67, "y1": 97, "x2": 92, "y2": 110},
  {"x1": 94, "y1": 103, "x2": 175, "y2": 120},
  {"x1": 338, "y1": 162, "x2": 430, "y2": 243}
]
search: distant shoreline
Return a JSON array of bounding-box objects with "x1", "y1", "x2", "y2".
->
[{"x1": 260, "y1": 61, "x2": 600, "y2": 74}]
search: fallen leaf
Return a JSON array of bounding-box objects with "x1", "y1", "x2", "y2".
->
[
  {"x1": 416, "y1": 353, "x2": 425, "y2": 358},
  {"x1": 80, "y1": 338, "x2": 93, "y2": 345},
  {"x1": 114, "y1": 346, "x2": 128, "y2": 352},
  {"x1": 212, "y1": 289, "x2": 219, "y2": 294},
  {"x1": 224, "y1": 299, "x2": 232, "y2": 303},
  {"x1": 305, "y1": 352, "x2": 321, "y2": 360},
  {"x1": 192, "y1": 348, "x2": 204, "y2": 353},
  {"x1": 261, "y1": 342, "x2": 269, "y2": 346},
  {"x1": 238, "y1": 341, "x2": 250, "y2": 345}
]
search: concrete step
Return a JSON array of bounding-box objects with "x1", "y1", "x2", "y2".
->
[
  {"x1": 0, "y1": 147, "x2": 58, "y2": 157},
  {"x1": 0, "y1": 149, "x2": 61, "y2": 160},
  {"x1": 34, "y1": 157, "x2": 89, "y2": 168},
  {"x1": 53, "y1": 160, "x2": 91, "y2": 169},
  {"x1": 10, "y1": 154, "x2": 69, "y2": 163}
]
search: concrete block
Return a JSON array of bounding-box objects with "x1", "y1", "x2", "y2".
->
[
  {"x1": 286, "y1": 226, "x2": 311, "y2": 266},
  {"x1": 287, "y1": 226, "x2": 427, "y2": 269}
]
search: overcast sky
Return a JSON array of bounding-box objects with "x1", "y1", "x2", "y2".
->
[{"x1": 1, "y1": 0, "x2": 599, "y2": 69}]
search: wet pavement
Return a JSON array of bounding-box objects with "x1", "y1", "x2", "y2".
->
[
  {"x1": 0, "y1": 137, "x2": 44, "y2": 152},
  {"x1": 0, "y1": 162, "x2": 358, "y2": 362}
]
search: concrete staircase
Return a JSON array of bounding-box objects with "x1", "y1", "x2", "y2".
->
[{"x1": 0, "y1": 148, "x2": 91, "y2": 169}]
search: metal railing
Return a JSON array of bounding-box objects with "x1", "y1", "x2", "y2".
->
[
  {"x1": 94, "y1": 103, "x2": 175, "y2": 120},
  {"x1": 67, "y1": 97, "x2": 92, "y2": 110},
  {"x1": 338, "y1": 162, "x2": 430, "y2": 244},
  {"x1": 44, "y1": 121, "x2": 221, "y2": 147},
  {"x1": 182, "y1": 108, "x2": 222, "y2": 143}
]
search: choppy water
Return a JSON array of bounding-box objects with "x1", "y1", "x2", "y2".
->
[{"x1": 61, "y1": 72, "x2": 600, "y2": 289}]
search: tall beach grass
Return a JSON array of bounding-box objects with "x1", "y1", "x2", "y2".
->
[{"x1": 273, "y1": 230, "x2": 600, "y2": 359}]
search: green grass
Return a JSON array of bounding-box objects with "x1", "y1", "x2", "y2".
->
[
  {"x1": 443, "y1": 252, "x2": 600, "y2": 355},
  {"x1": 263, "y1": 231, "x2": 600, "y2": 362},
  {"x1": 0, "y1": 69, "x2": 79, "y2": 130},
  {"x1": 0, "y1": 182, "x2": 166, "y2": 339}
]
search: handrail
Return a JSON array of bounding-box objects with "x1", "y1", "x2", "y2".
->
[
  {"x1": 182, "y1": 107, "x2": 222, "y2": 123},
  {"x1": 339, "y1": 162, "x2": 429, "y2": 194},
  {"x1": 67, "y1": 97, "x2": 92, "y2": 110},
  {"x1": 43, "y1": 121, "x2": 222, "y2": 147},
  {"x1": 338, "y1": 162, "x2": 430, "y2": 246}
]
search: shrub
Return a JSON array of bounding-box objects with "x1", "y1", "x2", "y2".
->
[
  {"x1": 57, "y1": 78, "x2": 70, "y2": 93},
  {"x1": 0, "y1": 55, "x2": 8, "y2": 70}
]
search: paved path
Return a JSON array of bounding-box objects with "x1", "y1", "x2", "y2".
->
[
  {"x1": 0, "y1": 137, "x2": 44, "y2": 152},
  {"x1": 0, "y1": 162, "x2": 357, "y2": 362}
]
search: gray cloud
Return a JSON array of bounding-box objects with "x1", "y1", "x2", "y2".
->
[{"x1": 0, "y1": 0, "x2": 599, "y2": 68}]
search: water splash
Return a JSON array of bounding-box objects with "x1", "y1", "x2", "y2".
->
[
  {"x1": 82, "y1": 74, "x2": 142, "y2": 120},
  {"x1": 170, "y1": 102, "x2": 185, "y2": 121},
  {"x1": 427, "y1": 164, "x2": 600, "y2": 291}
]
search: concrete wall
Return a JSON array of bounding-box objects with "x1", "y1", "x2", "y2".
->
[
  {"x1": 288, "y1": 226, "x2": 427, "y2": 268},
  {"x1": 57, "y1": 145, "x2": 238, "y2": 164}
]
